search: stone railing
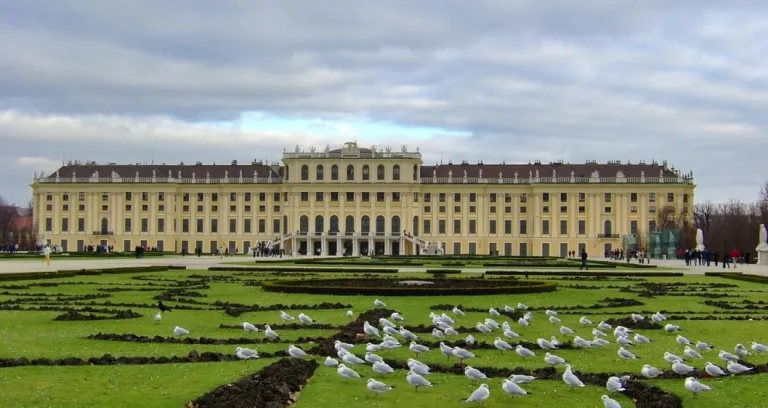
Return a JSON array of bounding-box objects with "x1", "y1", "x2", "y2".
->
[
  {"x1": 421, "y1": 176, "x2": 693, "y2": 185},
  {"x1": 35, "y1": 177, "x2": 282, "y2": 184},
  {"x1": 282, "y1": 151, "x2": 422, "y2": 159}
]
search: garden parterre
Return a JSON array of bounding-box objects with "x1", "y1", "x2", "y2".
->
[{"x1": 0, "y1": 265, "x2": 767, "y2": 407}]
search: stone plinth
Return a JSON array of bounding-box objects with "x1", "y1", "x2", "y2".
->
[{"x1": 757, "y1": 245, "x2": 768, "y2": 266}]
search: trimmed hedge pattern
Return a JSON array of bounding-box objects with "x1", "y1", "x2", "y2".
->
[
  {"x1": 0, "y1": 265, "x2": 185, "y2": 282},
  {"x1": 705, "y1": 272, "x2": 768, "y2": 284},
  {"x1": 485, "y1": 270, "x2": 683, "y2": 277},
  {"x1": 261, "y1": 278, "x2": 557, "y2": 296},
  {"x1": 208, "y1": 266, "x2": 397, "y2": 273}
]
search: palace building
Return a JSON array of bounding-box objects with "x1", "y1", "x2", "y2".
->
[{"x1": 31, "y1": 141, "x2": 695, "y2": 257}]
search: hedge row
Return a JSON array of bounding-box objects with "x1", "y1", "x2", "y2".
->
[
  {"x1": 261, "y1": 279, "x2": 557, "y2": 296},
  {"x1": 0, "y1": 265, "x2": 185, "y2": 282},
  {"x1": 705, "y1": 272, "x2": 768, "y2": 284},
  {"x1": 484, "y1": 270, "x2": 683, "y2": 277},
  {"x1": 425, "y1": 269, "x2": 462, "y2": 274},
  {"x1": 208, "y1": 266, "x2": 397, "y2": 273}
]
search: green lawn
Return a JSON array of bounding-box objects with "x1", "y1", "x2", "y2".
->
[{"x1": 0, "y1": 268, "x2": 767, "y2": 407}]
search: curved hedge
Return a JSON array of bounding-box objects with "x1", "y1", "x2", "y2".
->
[
  {"x1": 261, "y1": 278, "x2": 557, "y2": 296},
  {"x1": 485, "y1": 270, "x2": 683, "y2": 277},
  {"x1": 208, "y1": 266, "x2": 397, "y2": 273},
  {"x1": 0, "y1": 265, "x2": 184, "y2": 282}
]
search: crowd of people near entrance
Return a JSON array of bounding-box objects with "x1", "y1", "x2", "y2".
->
[{"x1": 678, "y1": 248, "x2": 748, "y2": 268}]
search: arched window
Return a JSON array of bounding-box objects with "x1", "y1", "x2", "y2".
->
[
  {"x1": 331, "y1": 165, "x2": 339, "y2": 181},
  {"x1": 100, "y1": 217, "x2": 109, "y2": 234},
  {"x1": 393, "y1": 165, "x2": 400, "y2": 181},
  {"x1": 362, "y1": 165, "x2": 370, "y2": 181},
  {"x1": 604, "y1": 220, "x2": 612, "y2": 236},
  {"x1": 361, "y1": 216, "x2": 370, "y2": 234},
  {"x1": 300, "y1": 165, "x2": 309, "y2": 181},
  {"x1": 345, "y1": 215, "x2": 355, "y2": 235},
  {"x1": 412, "y1": 165, "x2": 419, "y2": 181},
  {"x1": 314, "y1": 215, "x2": 324, "y2": 234},
  {"x1": 391, "y1": 216, "x2": 400, "y2": 234},
  {"x1": 412, "y1": 216, "x2": 419, "y2": 236},
  {"x1": 346, "y1": 165, "x2": 355, "y2": 181},
  {"x1": 299, "y1": 215, "x2": 309, "y2": 234},
  {"x1": 649, "y1": 220, "x2": 657, "y2": 233},
  {"x1": 376, "y1": 215, "x2": 385, "y2": 235},
  {"x1": 377, "y1": 164, "x2": 385, "y2": 180},
  {"x1": 330, "y1": 216, "x2": 339, "y2": 233},
  {"x1": 316, "y1": 165, "x2": 324, "y2": 181}
]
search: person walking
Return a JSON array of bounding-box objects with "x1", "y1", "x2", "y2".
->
[
  {"x1": 580, "y1": 250, "x2": 588, "y2": 270},
  {"x1": 42, "y1": 244, "x2": 51, "y2": 266}
]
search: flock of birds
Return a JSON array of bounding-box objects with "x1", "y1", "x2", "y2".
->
[{"x1": 153, "y1": 298, "x2": 765, "y2": 407}]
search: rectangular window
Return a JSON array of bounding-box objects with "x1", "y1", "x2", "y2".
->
[
  {"x1": 520, "y1": 206, "x2": 527, "y2": 214},
  {"x1": 542, "y1": 193, "x2": 550, "y2": 202},
  {"x1": 630, "y1": 220, "x2": 638, "y2": 234},
  {"x1": 424, "y1": 193, "x2": 431, "y2": 202},
  {"x1": 125, "y1": 192, "x2": 132, "y2": 201},
  {"x1": 259, "y1": 192, "x2": 266, "y2": 201},
  {"x1": 424, "y1": 206, "x2": 431, "y2": 213},
  {"x1": 453, "y1": 219, "x2": 461, "y2": 234},
  {"x1": 158, "y1": 192, "x2": 165, "y2": 201},
  {"x1": 649, "y1": 205, "x2": 656, "y2": 213},
  {"x1": 258, "y1": 219, "x2": 266, "y2": 233},
  {"x1": 605, "y1": 193, "x2": 612, "y2": 202},
  {"x1": 504, "y1": 220, "x2": 512, "y2": 234},
  {"x1": 141, "y1": 192, "x2": 149, "y2": 201},
  {"x1": 504, "y1": 242, "x2": 512, "y2": 255},
  {"x1": 578, "y1": 206, "x2": 585, "y2": 213},
  {"x1": 469, "y1": 220, "x2": 477, "y2": 234},
  {"x1": 519, "y1": 242, "x2": 528, "y2": 256},
  {"x1": 439, "y1": 206, "x2": 446, "y2": 213},
  {"x1": 331, "y1": 192, "x2": 339, "y2": 201},
  {"x1": 196, "y1": 219, "x2": 204, "y2": 233},
  {"x1": 301, "y1": 192, "x2": 309, "y2": 202},
  {"x1": 315, "y1": 192, "x2": 323, "y2": 202},
  {"x1": 273, "y1": 218, "x2": 280, "y2": 234},
  {"x1": 542, "y1": 220, "x2": 550, "y2": 235},
  {"x1": 683, "y1": 193, "x2": 689, "y2": 204},
  {"x1": 245, "y1": 193, "x2": 251, "y2": 201},
  {"x1": 505, "y1": 206, "x2": 511, "y2": 213},
  {"x1": 274, "y1": 192, "x2": 281, "y2": 202},
  {"x1": 229, "y1": 219, "x2": 237, "y2": 233},
  {"x1": 453, "y1": 242, "x2": 461, "y2": 255},
  {"x1": 438, "y1": 220, "x2": 446, "y2": 234},
  {"x1": 630, "y1": 193, "x2": 638, "y2": 202},
  {"x1": 604, "y1": 207, "x2": 612, "y2": 214},
  {"x1": 560, "y1": 193, "x2": 567, "y2": 202},
  {"x1": 560, "y1": 220, "x2": 567, "y2": 235},
  {"x1": 489, "y1": 220, "x2": 497, "y2": 234},
  {"x1": 211, "y1": 193, "x2": 218, "y2": 202},
  {"x1": 183, "y1": 219, "x2": 190, "y2": 233},
  {"x1": 197, "y1": 193, "x2": 204, "y2": 202},
  {"x1": 631, "y1": 206, "x2": 638, "y2": 213},
  {"x1": 362, "y1": 193, "x2": 370, "y2": 202},
  {"x1": 489, "y1": 193, "x2": 497, "y2": 203},
  {"x1": 468, "y1": 242, "x2": 476, "y2": 255},
  {"x1": 258, "y1": 205, "x2": 266, "y2": 212},
  {"x1": 560, "y1": 206, "x2": 567, "y2": 213},
  {"x1": 141, "y1": 218, "x2": 148, "y2": 233},
  {"x1": 578, "y1": 220, "x2": 586, "y2": 235},
  {"x1": 157, "y1": 218, "x2": 165, "y2": 233},
  {"x1": 439, "y1": 193, "x2": 446, "y2": 202},
  {"x1": 542, "y1": 243, "x2": 550, "y2": 257},
  {"x1": 78, "y1": 218, "x2": 85, "y2": 232},
  {"x1": 490, "y1": 206, "x2": 496, "y2": 213},
  {"x1": 376, "y1": 192, "x2": 385, "y2": 202},
  {"x1": 667, "y1": 193, "x2": 675, "y2": 202},
  {"x1": 229, "y1": 205, "x2": 236, "y2": 212},
  {"x1": 61, "y1": 218, "x2": 69, "y2": 232},
  {"x1": 124, "y1": 218, "x2": 132, "y2": 233},
  {"x1": 453, "y1": 193, "x2": 461, "y2": 202},
  {"x1": 519, "y1": 220, "x2": 527, "y2": 234},
  {"x1": 469, "y1": 205, "x2": 476, "y2": 213},
  {"x1": 211, "y1": 219, "x2": 218, "y2": 233},
  {"x1": 79, "y1": 192, "x2": 85, "y2": 201},
  {"x1": 101, "y1": 192, "x2": 108, "y2": 201},
  {"x1": 244, "y1": 219, "x2": 252, "y2": 233},
  {"x1": 412, "y1": 192, "x2": 419, "y2": 203},
  {"x1": 543, "y1": 206, "x2": 549, "y2": 213},
  {"x1": 649, "y1": 192, "x2": 656, "y2": 202},
  {"x1": 230, "y1": 192, "x2": 236, "y2": 202},
  {"x1": 392, "y1": 192, "x2": 400, "y2": 202},
  {"x1": 423, "y1": 219, "x2": 431, "y2": 234},
  {"x1": 505, "y1": 193, "x2": 512, "y2": 203},
  {"x1": 469, "y1": 193, "x2": 476, "y2": 202},
  {"x1": 183, "y1": 193, "x2": 190, "y2": 202},
  {"x1": 578, "y1": 192, "x2": 585, "y2": 202},
  {"x1": 453, "y1": 206, "x2": 461, "y2": 213}
]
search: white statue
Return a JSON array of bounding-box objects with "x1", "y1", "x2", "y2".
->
[
  {"x1": 224, "y1": 170, "x2": 228, "y2": 178},
  {"x1": 463, "y1": 169, "x2": 467, "y2": 178},
  {"x1": 432, "y1": 169, "x2": 437, "y2": 178},
  {"x1": 448, "y1": 170, "x2": 453, "y2": 178},
  {"x1": 401, "y1": 144, "x2": 407, "y2": 153},
  {"x1": 552, "y1": 169, "x2": 556, "y2": 178},
  {"x1": 479, "y1": 169, "x2": 483, "y2": 178},
  {"x1": 757, "y1": 224, "x2": 768, "y2": 265},
  {"x1": 695, "y1": 228, "x2": 705, "y2": 251},
  {"x1": 310, "y1": 146, "x2": 316, "y2": 153}
]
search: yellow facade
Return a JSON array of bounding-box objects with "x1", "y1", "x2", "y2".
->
[{"x1": 31, "y1": 142, "x2": 695, "y2": 257}]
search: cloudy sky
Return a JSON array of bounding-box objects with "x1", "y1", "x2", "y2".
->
[{"x1": 1, "y1": 1, "x2": 766, "y2": 205}]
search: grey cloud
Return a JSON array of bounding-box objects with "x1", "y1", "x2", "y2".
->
[{"x1": 1, "y1": 1, "x2": 767, "y2": 204}]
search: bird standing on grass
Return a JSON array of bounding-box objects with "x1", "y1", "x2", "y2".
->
[{"x1": 158, "y1": 301, "x2": 172, "y2": 313}]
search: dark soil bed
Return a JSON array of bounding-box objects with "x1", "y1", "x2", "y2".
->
[
  {"x1": 188, "y1": 358, "x2": 318, "y2": 408},
  {"x1": 87, "y1": 332, "x2": 324, "y2": 346},
  {"x1": 262, "y1": 278, "x2": 556, "y2": 296},
  {"x1": 54, "y1": 309, "x2": 142, "y2": 321}
]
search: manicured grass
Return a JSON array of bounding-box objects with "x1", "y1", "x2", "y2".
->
[{"x1": 0, "y1": 267, "x2": 766, "y2": 407}]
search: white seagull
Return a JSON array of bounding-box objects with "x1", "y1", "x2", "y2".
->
[
  {"x1": 593, "y1": 328, "x2": 608, "y2": 338},
  {"x1": 601, "y1": 395, "x2": 622, "y2": 408},
  {"x1": 337, "y1": 364, "x2": 360, "y2": 380},
  {"x1": 517, "y1": 303, "x2": 529, "y2": 310},
  {"x1": 684, "y1": 377, "x2": 711, "y2": 397},
  {"x1": 696, "y1": 341, "x2": 713, "y2": 351},
  {"x1": 751, "y1": 342, "x2": 768, "y2": 353},
  {"x1": 409, "y1": 341, "x2": 429, "y2": 356},
  {"x1": 452, "y1": 346, "x2": 475, "y2": 363},
  {"x1": 560, "y1": 326, "x2": 575, "y2": 336},
  {"x1": 235, "y1": 347, "x2": 258, "y2": 360},
  {"x1": 264, "y1": 324, "x2": 279, "y2": 340},
  {"x1": 684, "y1": 346, "x2": 703, "y2": 360},
  {"x1": 489, "y1": 308, "x2": 501, "y2": 316},
  {"x1": 494, "y1": 337, "x2": 514, "y2": 352},
  {"x1": 298, "y1": 313, "x2": 313, "y2": 324},
  {"x1": 464, "y1": 384, "x2": 490, "y2": 404},
  {"x1": 279, "y1": 311, "x2": 294, "y2": 321},
  {"x1": 597, "y1": 321, "x2": 612, "y2": 331},
  {"x1": 537, "y1": 338, "x2": 557, "y2": 350},
  {"x1": 545, "y1": 352, "x2": 566, "y2": 365},
  {"x1": 153, "y1": 312, "x2": 162, "y2": 322},
  {"x1": 580, "y1": 316, "x2": 593, "y2": 325},
  {"x1": 242, "y1": 322, "x2": 259, "y2": 333},
  {"x1": 173, "y1": 326, "x2": 189, "y2": 336},
  {"x1": 672, "y1": 361, "x2": 695, "y2": 375},
  {"x1": 391, "y1": 312, "x2": 405, "y2": 322},
  {"x1": 676, "y1": 335, "x2": 691, "y2": 346},
  {"x1": 439, "y1": 342, "x2": 454, "y2": 360},
  {"x1": 726, "y1": 360, "x2": 753, "y2": 374},
  {"x1": 563, "y1": 364, "x2": 586, "y2": 389},
  {"x1": 406, "y1": 371, "x2": 432, "y2": 391},
  {"x1": 549, "y1": 315, "x2": 562, "y2": 324},
  {"x1": 502, "y1": 379, "x2": 529, "y2": 396},
  {"x1": 509, "y1": 374, "x2": 536, "y2": 384},
  {"x1": 634, "y1": 333, "x2": 651, "y2": 344},
  {"x1": 618, "y1": 347, "x2": 638, "y2": 360},
  {"x1": 515, "y1": 345, "x2": 536, "y2": 359},
  {"x1": 324, "y1": 356, "x2": 339, "y2": 367},
  {"x1": 735, "y1": 344, "x2": 751, "y2": 358},
  {"x1": 718, "y1": 350, "x2": 739, "y2": 362},
  {"x1": 631, "y1": 313, "x2": 645, "y2": 322},
  {"x1": 518, "y1": 317, "x2": 530, "y2": 327},
  {"x1": 664, "y1": 324, "x2": 680, "y2": 333},
  {"x1": 374, "y1": 299, "x2": 387, "y2": 308},
  {"x1": 365, "y1": 352, "x2": 383, "y2": 364},
  {"x1": 372, "y1": 361, "x2": 395, "y2": 375},
  {"x1": 663, "y1": 352, "x2": 684, "y2": 364},
  {"x1": 367, "y1": 378, "x2": 393, "y2": 395},
  {"x1": 704, "y1": 362, "x2": 727, "y2": 377},
  {"x1": 606, "y1": 376, "x2": 625, "y2": 393},
  {"x1": 346, "y1": 310, "x2": 354, "y2": 318},
  {"x1": 363, "y1": 321, "x2": 381, "y2": 338},
  {"x1": 453, "y1": 306, "x2": 466, "y2": 316},
  {"x1": 288, "y1": 344, "x2": 307, "y2": 358},
  {"x1": 641, "y1": 364, "x2": 663, "y2": 378},
  {"x1": 334, "y1": 340, "x2": 354, "y2": 351},
  {"x1": 464, "y1": 366, "x2": 488, "y2": 383}
]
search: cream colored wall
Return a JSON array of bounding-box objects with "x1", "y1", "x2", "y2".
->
[{"x1": 32, "y1": 162, "x2": 694, "y2": 256}]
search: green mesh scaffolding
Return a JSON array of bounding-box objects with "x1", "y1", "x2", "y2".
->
[{"x1": 622, "y1": 230, "x2": 682, "y2": 259}]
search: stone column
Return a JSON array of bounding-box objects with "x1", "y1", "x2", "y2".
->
[
  {"x1": 353, "y1": 238, "x2": 359, "y2": 256},
  {"x1": 384, "y1": 239, "x2": 391, "y2": 255},
  {"x1": 321, "y1": 237, "x2": 327, "y2": 256},
  {"x1": 336, "y1": 237, "x2": 342, "y2": 256}
]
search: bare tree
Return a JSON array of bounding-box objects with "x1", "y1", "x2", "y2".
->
[{"x1": 0, "y1": 195, "x2": 17, "y2": 243}]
